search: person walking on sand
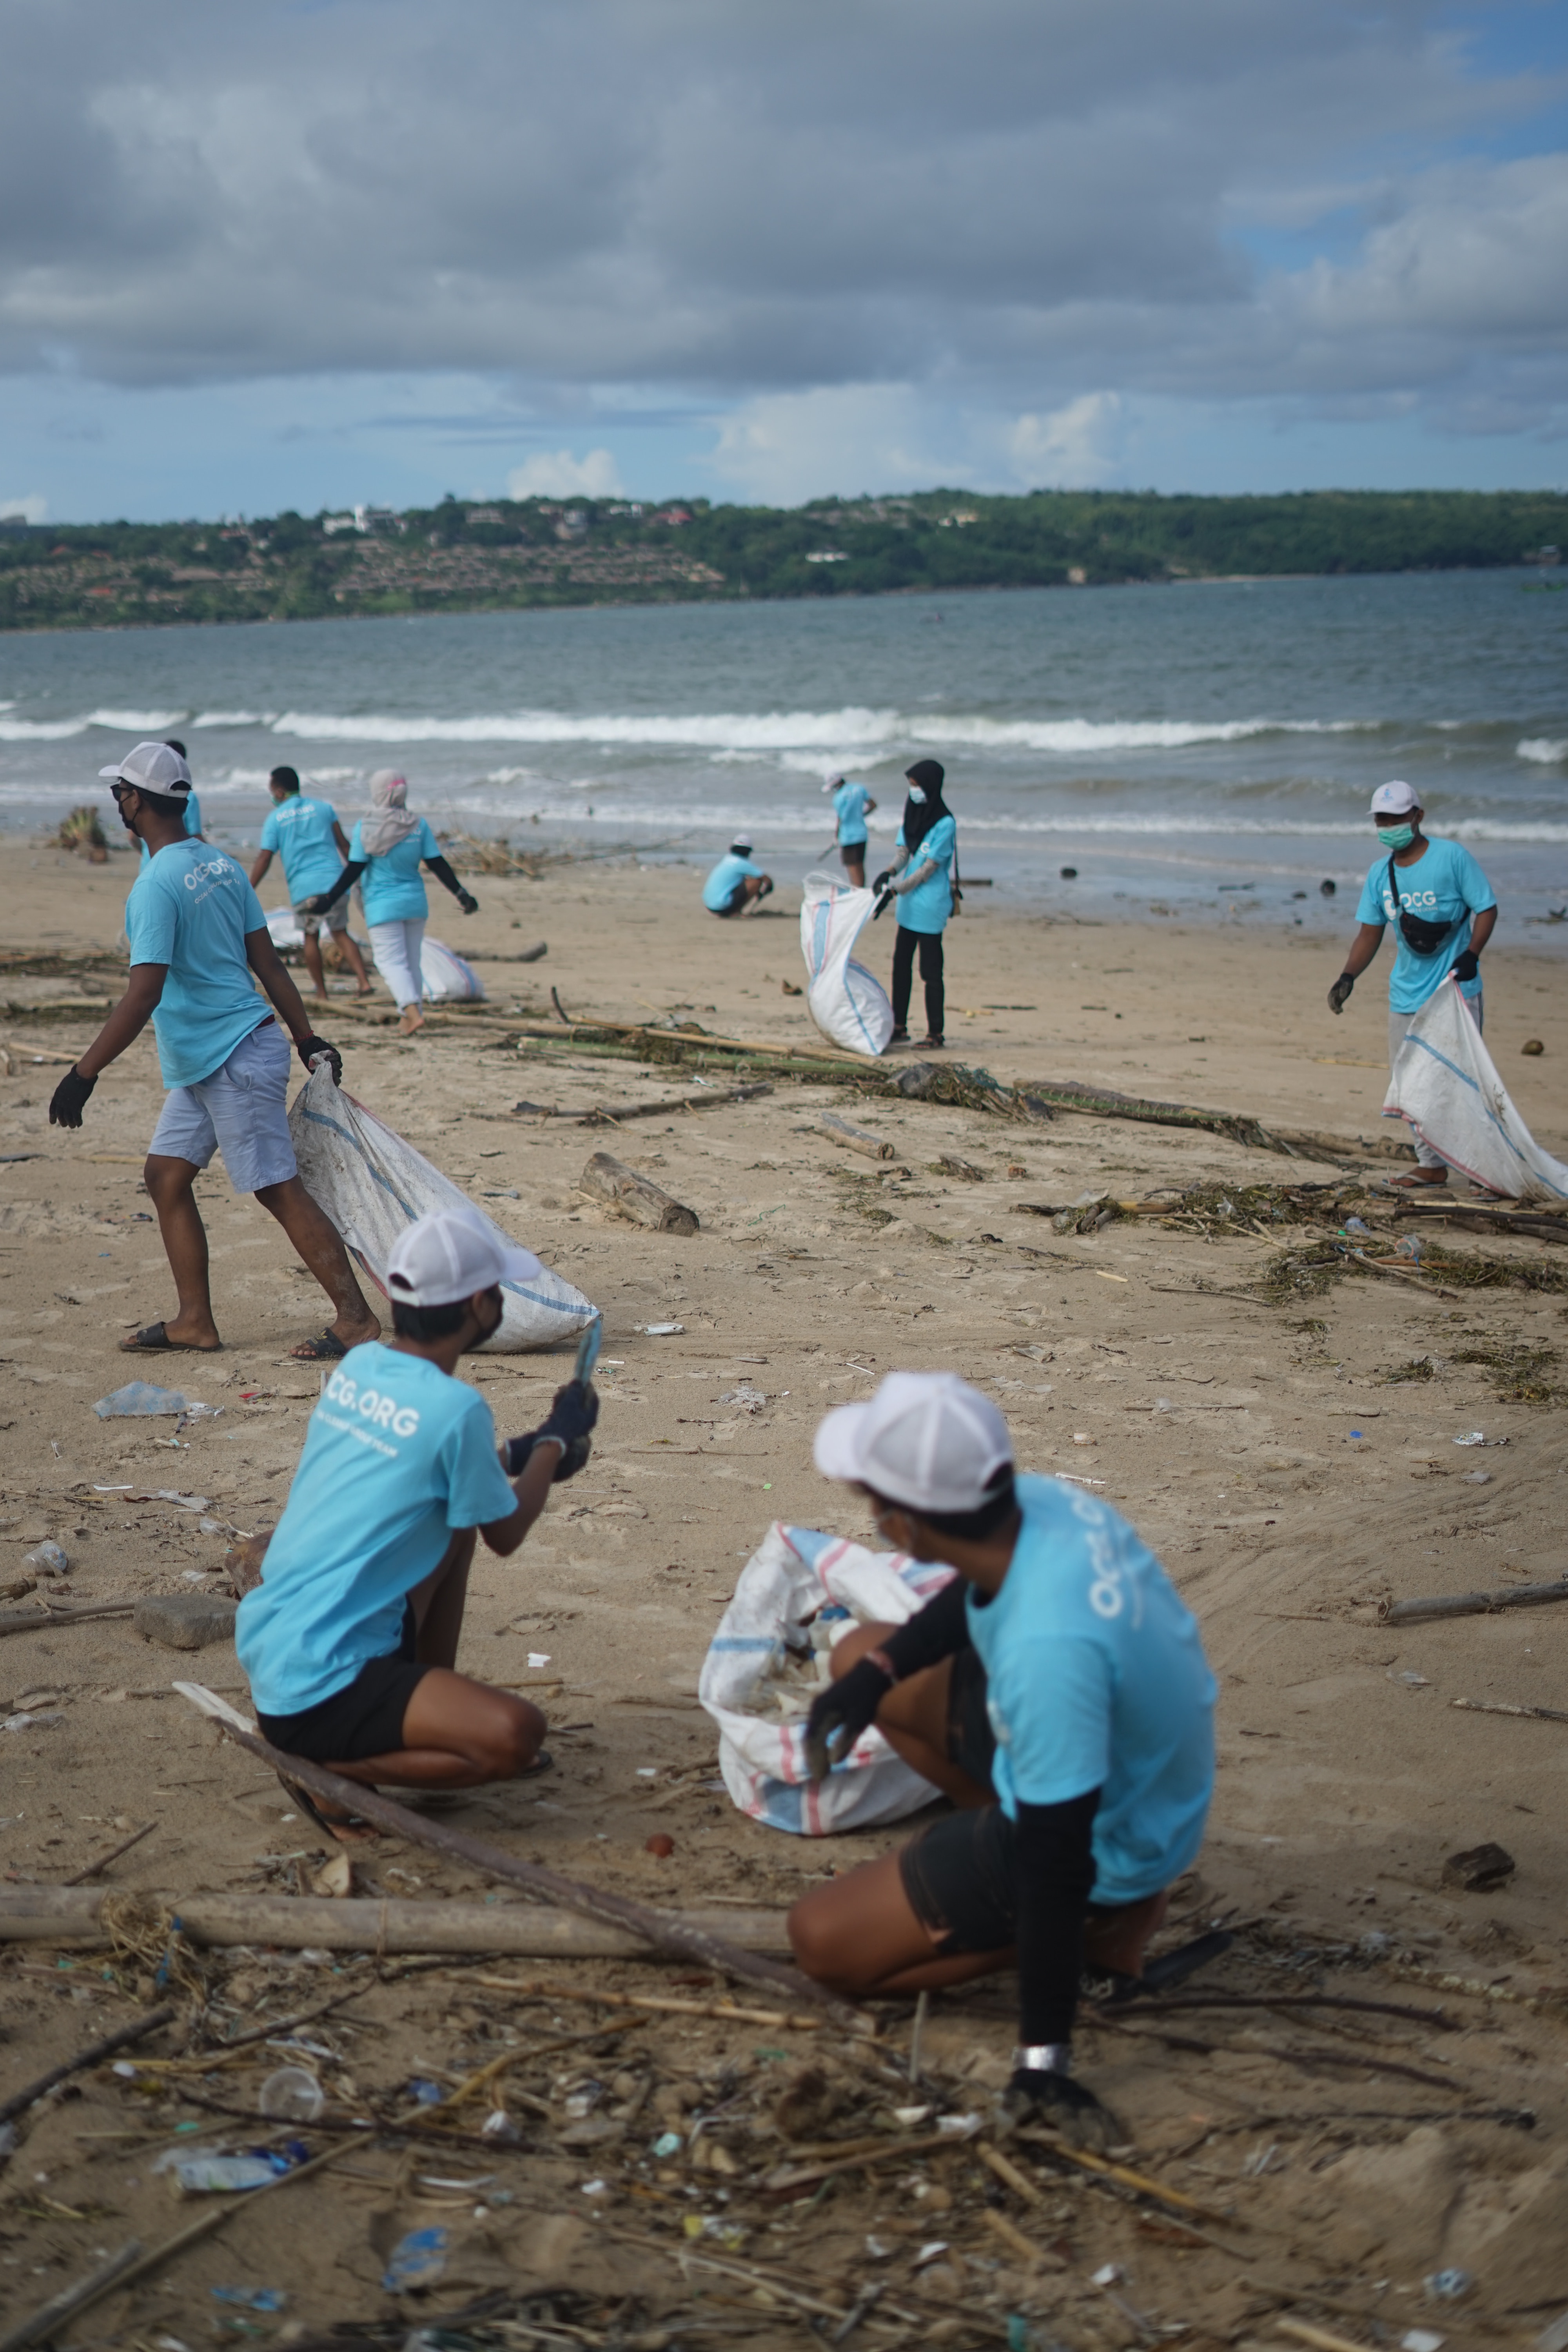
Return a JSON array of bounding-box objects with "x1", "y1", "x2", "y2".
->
[
  {"x1": 1327, "y1": 780, "x2": 1497, "y2": 1190},
  {"x1": 822, "y1": 773, "x2": 877, "y2": 888},
  {"x1": 702, "y1": 835, "x2": 773, "y2": 918},
  {"x1": 47, "y1": 740, "x2": 381, "y2": 1365},
  {"x1": 235, "y1": 1210, "x2": 599, "y2": 1842},
  {"x1": 249, "y1": 766, "x2": 374, "y2": 1002},
  {"x1": 303, "y1": 771, "x2": 478, "y2": 1036},
  {"x1": 787, "y1": 1372, "x2": 1215, "y2": 2151},
  {"x1": 873, "y1": 758, "x2": 957, "y2": 1049}
]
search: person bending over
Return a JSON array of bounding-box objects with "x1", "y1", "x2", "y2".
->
[
  {"x1": 788, "y1": 1372, "x2": 1215, "y2": 2149},
  {"x1": 824, "y1": 774, "x2": 877, "y2": 889},
  {"x1": 305, "y1": 771, "x2": 478, "y2": 1037},
  {"x1": 702, "y1": 837, "x2": 773, "y2": 917},
  {"x1": 48, "y1": 741, "x2": 379, "y2": 1365},
  {"x1": 249, "y1": 766, "x2": 374, "y2": 1002},
  {"x1": 235, "y1": 1211, "x2": 599, "y2": 1842}
]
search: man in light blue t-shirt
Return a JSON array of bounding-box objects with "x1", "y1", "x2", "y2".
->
[
  {"x1": 702, "y1": 836, "x2": 773, "y2": 918},
  {"x1": 249, "y1": 765, "x2": 373, "y2": 1002},
  {"x1": 788, "y1": 1372, "x2": 1216, "y2": 2152},
  {"x1": 1328, "y1": 781, "x2": 1498, "y2": 1189},
  {"x1": 236, "y1": 1211, "x2": 599, "y2": 1838},
  {"x1": 822, "y1": 774, "x2": 878, "y2": 887},
  {"x1": 46, "y1": 740, "x2": 379, "y2": 1364}
]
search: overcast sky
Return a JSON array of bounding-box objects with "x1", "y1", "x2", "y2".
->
[{"x1": 2, "y1": 0, "x2": 1565, "y2": 521}]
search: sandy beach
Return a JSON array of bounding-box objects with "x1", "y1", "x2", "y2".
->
[{"x1": 3, "y1": 839, "x2": 1567, "y2": 2339}]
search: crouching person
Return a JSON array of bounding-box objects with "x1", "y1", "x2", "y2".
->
[
  {"x1": 788, "y1": 1373, "x2": 1215, "y2": 2149},
  {"x1": 235, "y1": 1210, "x2": 598, "y2": 1842}
]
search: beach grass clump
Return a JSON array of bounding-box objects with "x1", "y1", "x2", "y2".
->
[
  {"x1": 56, "y1": 803, "x2": 107, "y2": 853},
  {"x1": 1448, "y1": 1341, "x2": 1565, "y2": 1405},
  {"x1": 1414, "y1": 1241, "x2": 1568, "y2": 1295}
]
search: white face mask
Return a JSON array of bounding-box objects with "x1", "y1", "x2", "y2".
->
[{"x1": 907, "y1": 786, "x2": 927, "y2": 804}]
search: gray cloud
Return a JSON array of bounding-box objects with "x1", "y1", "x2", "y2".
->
[{"x1": 0, "y1": 0, "x2": 1562, "y2": 437}]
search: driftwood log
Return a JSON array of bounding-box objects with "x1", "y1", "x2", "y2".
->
[
  {"x1": 0, "y1": 1600, "x2": 136, "y2": 1639},
  {"x1": 512, "y1": 1081, "x2": 771, "y2": 1125},
  {"x1": 1380, "y1": 1577, "x2": 1568, "y2": 1626},
  {"x1": 578, "y1": 1150, "x2": 700, "y2": 1234},
  {"x1": 820, "y1": 1112, "x2": 895, "y2": 1160},
  {"x1": 0, "y1": 1884, "x2": 791, "y2": 1959}
]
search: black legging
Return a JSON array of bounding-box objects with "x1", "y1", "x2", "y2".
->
[{"x1": 891, "y1": 926, "x2": 945, "y2": 1038}]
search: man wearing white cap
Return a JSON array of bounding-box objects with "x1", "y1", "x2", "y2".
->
[
  {"x1": 47, "y1": 743, "x2": 378, "y2": 1361},
  {"x1": 1328, "y1": 783, "x2": 1497, "y2": 1189},
  {"x1": 701, "y1": 836, "x2": 773, "y2": 917},
  {"x1": 788, "y1": 1373, "x2": 1215, "y2": 2149},
  {"x1": 235, "y1": 1210, "x2": 599, "y2": 1839}
]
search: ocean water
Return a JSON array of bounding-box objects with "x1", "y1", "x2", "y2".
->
[{"x1": 2, "y1": 571, "x2": 1564, "y2": 937}]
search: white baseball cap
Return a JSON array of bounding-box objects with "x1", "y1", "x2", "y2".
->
[
  {"x1": 98, "y1": 741, "x2": 192, "y2": 796},
  {"x1": 731, "y1": 836, "x2": 753, "y2": 854},
  {"x1": 1370, "y1": 780, "x2": 1421, "y2": 818},
  {"x1": 814, "y1": 1371, "x2": 1014, "y2": 1515},
  {"x1": 385, "y1": 1210, "x2": 542, "y2": 1308},
  {"x1": 822, "y1": 774, "x2": 845, "y2": 794}
]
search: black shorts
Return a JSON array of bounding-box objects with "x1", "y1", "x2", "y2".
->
[
  {"x1": 898, "y1": 1646, "x2": 1137, "y2": 1958},
  {"x1": 256, "y1": 1602, "x2": 430, "y2": 1766},
  {"x1": 711, "y1": 880, "x2": 748, "y2": 918},
  {"x1": 839, "y1": 841, "x2": 868, "y2": 871}
]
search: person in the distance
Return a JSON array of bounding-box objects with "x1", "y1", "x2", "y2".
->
[
  {"x1": 787, "y1": 1372, "x2": 1216, "y2": 2150},
  {"x1": 249, "y1": 765, "x2": 374, "y2": 1002},
  {"x1": 702, "y1": 836, "x2": 773, "y2": 918},
  {"x1": 823, "y1": 774, "x2": 877, "y2": 888},
  {"x1": 1327, "y1": 781, "x2": 1497, "y2": 1190},
  {"x1": 235, "y1": 1210, "x2": 599, "y2": 1842},
  {"x1": 304, "y1": 771, "x2": 479, "y2": 1038},
  {"x1": 872, "y1": 759, "x2": 957, "y2": 1049}
]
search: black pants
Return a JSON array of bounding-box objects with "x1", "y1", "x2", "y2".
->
[{"x1": 892, "y1": 927, "x2": 944, "y2": 1038}]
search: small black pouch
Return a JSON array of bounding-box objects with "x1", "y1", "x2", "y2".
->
[{"x1": 1387, "y1": 853, "x2": 1456, "y2": 957}]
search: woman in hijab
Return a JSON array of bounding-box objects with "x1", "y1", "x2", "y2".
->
[
  {"x1": 872, "y1": 758, "x2": 958, "y2": 1049},
  {"x1": 304, "y1": 771, "x2": 479, "y2": 1036}
]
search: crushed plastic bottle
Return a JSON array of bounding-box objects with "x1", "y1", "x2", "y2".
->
[
  {"x1": 381, "y1": 2227, "x2": 449, "y2": 2291},
  {"x1": 171, "y1": 2152, "x2": 290, "y2": 2194},
  {"x1": 94, "y1": 1381, "x2": 189, "y2": 1419},
  {"x1": 22, "y1": 1541, "x2": 68, "y2": 1576}
]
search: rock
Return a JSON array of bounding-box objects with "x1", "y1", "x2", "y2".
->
[
  {"x1": 1522, "y1": 1038, "x2": 1544, "y2": 1056},
  {"x1": 1442, "y1": 1840, "x2": 1516, "y2": 1893},
  {"x1": 133, "y1": 1591, "x2": 238, "y2": 1652}
]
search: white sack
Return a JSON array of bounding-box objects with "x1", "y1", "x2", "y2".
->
[
  {"x1": 799, "y1": 871, "x2": 894, "y2": 1057},
  {"x1": 265, "y1": 905, "x2": 370, "y2": 962},
  {"x1": 1385, "y1": 977, "x2": 1568, "y2": 1203},
  {"x1": 420, "y1": 936, "x2": 486, "y2": 1002},
  {"x1": 700, "y1": 1521, "x2": 956, "y2": 1834},
  {"x1": 288, "y1": 1063, "x2": 596, "y2": 1351}
]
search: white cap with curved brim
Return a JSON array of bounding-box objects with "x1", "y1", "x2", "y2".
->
[
  {"x1": 1369, "y1": 780, "x2": 1421, "y2": 817},
  {"x1": 98, "y1": 741, "x2": 192, "y2": 796},
  {"x1": 814, "y1": 1370, "x2": 1013, "y2": 1516},
  {"x1": 385, "y1": 1210, "x2": 542, "y2": 1308}
]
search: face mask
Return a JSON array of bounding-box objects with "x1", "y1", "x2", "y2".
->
[
  {"x1": 1377, "y1": 822, "x2": 1416, "y2": 850},
  {"x1": 907, "y1": 786, "x2": 927, "y2": 804}
]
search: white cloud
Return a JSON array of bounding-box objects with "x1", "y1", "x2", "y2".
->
[
  {"x1": 505, "y1": 447, "x2": 624, "y2": 499},
  {"x1": 709, "y1": 385, "x2": 963, "y2": 505},
  {"x1": 0, "y1": 492, "x2": 46, "y2": 523},
  {"x1": 1009, "y1": 394, "x2": 1122, "y2": 487}
]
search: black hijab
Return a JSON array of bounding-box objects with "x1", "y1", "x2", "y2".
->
[{"x1": 901, "y1": 758, "x2": 950, "y2": 853}]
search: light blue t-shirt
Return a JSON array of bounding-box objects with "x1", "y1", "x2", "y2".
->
[
  {"x1": 235, "y1": 1343, "x2": 517, "y2": 1717},
  {"x1": 137, "y1": 790, "x2": 203, "y2": 867},
  {"x1": 125, "y1": 841, "x2": 270, "y2": 1089},
  {"x1": 349, "y1": 815, "x2": 440, "y2": 924},
  {"x1": 832, "y1": 780, "x2": 871, "y2": 846},
  {"x1": 261, "y1": 794, "x2": 343, "y2": 903},
  {"x1": 894, "y1": 813, "x2": 956, "y2": 935},
  {"x1": 965, "y1": 1472, "x2": 1216, "y2": 1905},
  {"x1": 702, "y1": 851, "x2": 762, "y2": 912},
  {"x1": 1355, "y1": 837, "x2": 1495, "y2": 1013}
]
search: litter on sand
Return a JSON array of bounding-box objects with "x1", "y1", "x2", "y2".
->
[
  {"x1": 381, "y1": 2227, "x2": 449, "y2": 2292},
  {"x1": 93, "y1": 1381, "x2": 193, "y2": 1419}
]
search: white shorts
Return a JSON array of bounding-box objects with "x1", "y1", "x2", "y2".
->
[{"x1": 147, "y1": 1020, "x2": 298, "y2": 1193}]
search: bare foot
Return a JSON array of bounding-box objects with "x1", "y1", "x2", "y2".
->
[
  {"x1": 398, "y1": 1005, "x2": 426, "y2": 1036},
  {"x1": 1387, "y1": 1166, "x2": 1448, "y2": 1189}
]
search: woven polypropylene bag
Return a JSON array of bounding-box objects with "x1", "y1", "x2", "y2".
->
[{"x1": 799, "y1": 871, "x2": 894, "y2": 1057}]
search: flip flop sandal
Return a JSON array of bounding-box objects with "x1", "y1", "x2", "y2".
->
[
  {"x1": 289, "y1": 1329, "x2": 349, "y2": 1361},
  {"x1": 276, "y1": 1770, "x2": 379, "y2": 1846},
  {"x1": 1385, "y1": 1169, "x2": 1448, "y2": 1190},
  {"x1": 119, "y1": 1322, "x2": 223, "y2": 1354}
]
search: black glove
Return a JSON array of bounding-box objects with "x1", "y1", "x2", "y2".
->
[
  {"x1": 1327, "y1": 972, "x2": 1356, "y2": 1015},
  {"x1": 804, "y1": 1653, "x2": 894, "y2": 1782},
  {"x1": 298, "y1": 1035, "x2": 343, "y2": 1085},
  {"x1": 1449, "y1": 948, "x2": 1479, "y2": 984},
  {"x1": 457, "y1": 889, "x2": 479, "y2": 916},
  {"x1": 998, "y1": 2066, "x2": 1120, "y2": 2154},
  {"x1": 503, "y1": 1429, "x2": 592, "y2": 1483},
  {"x1": 870, "y1": 869, "x2": 892, "y2": 896},
  {"x1": 48, "y1": 1066, "x2": 96, "y2": 1128}
]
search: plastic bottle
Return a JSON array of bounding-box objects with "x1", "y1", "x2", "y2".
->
[{"x1": 258, "y1": 2066, "x2": 324, "y2": 2122}]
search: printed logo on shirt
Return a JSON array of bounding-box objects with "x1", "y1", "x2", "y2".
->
[
  {"x1": 1383, "y1": 884, "x2": 1443, "y2": 920},
  {"x1": 1068, "y1": 1488, "x2": 1144, "y2": 1625},
  {"x1": 323, "y1": 1365, "x2": 421, "y2": 1439},
  {"x1": 183, "y1": 856, "x2": 236, "y2": 891}
]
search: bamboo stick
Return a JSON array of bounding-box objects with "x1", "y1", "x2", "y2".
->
[{"x1": 470, "y1": 1975, "x2": 825, "y2": 2030}]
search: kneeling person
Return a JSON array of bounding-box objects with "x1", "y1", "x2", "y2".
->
[
  {"x1": 788, "y1": 1373, "x2": 1215, "y2": 2148},
  {"x1": 236, "y1": 1211, "x2": 598, "y2": 1839}
]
